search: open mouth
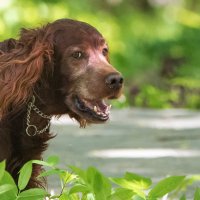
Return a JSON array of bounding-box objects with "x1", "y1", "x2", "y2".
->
[{"x1": 74, "y1": 96, "x2": 111, "y2": 122}]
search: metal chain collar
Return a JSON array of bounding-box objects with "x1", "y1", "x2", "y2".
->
[{"x1": 26, "y1": 95, "x2": 52, "y2": 137}]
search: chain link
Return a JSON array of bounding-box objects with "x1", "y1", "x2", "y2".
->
[{"x1": 26, "y1": 95, "x2": 52, "y2": 136}]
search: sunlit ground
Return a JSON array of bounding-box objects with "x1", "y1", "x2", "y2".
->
[
  {"x1": 89, "y1": 148, "x2": 200, "y2": 159},
  {"x1": 47, "y1": 108, "x2": 200, "y2": 185},
  {"x1": 51, "y1": 109, "x2": 200, "y2": 161}
]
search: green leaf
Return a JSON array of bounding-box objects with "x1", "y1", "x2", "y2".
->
[
  {"x1": 46, "y1": 155, "x2": 60, "y2": 166},
  {"x1": 110, "y1": 177, "x2": 142, "y2": 190},
  {"x1": 32, "y1": 160, "x2": 54, "y2": 168},
  {"x1": 60, "y1": 192, "x2": 80, "y2": 200},
  {"x1": 101, "y1": 174, "x2": 112, "y2": 197},
  {"x1": 70, "y1": 166, "x2": 87, "y2": 183},
  {"x1": 108, "y1": 188, "x2": 135, "y2": 200},
  {"x1": 60, "y1": 171, "x2": 77, "y2": 185},
  {"x1": 86, "y1": 193, "x2": 95, "y2": 200},
  {"x1": 59, "y1": 193, "x2": 69, "y2": 200},
  {"x1": 86, "y1": 167, "x2": 96, "y2": 186},
  {"x1": 93, "y1": 170, "x2": 106, "y2": 200},
  {"x1": 91, "y1": 168, "x2": 111, "y2": 200},
  {"x1": 17, "y1": 188, "x2": 48, "y2": 200},
  {"x1": 0, "y1": 184, "x2": 15, "y2": 195},
  {"x1": 132, "y1": 195, "x2": 146, "y2": 200},
  {"x1": 0, "y1": 171, "x2": 15, "y2": 185},
  {"x1": 110, "y1": 177, "x2": 145, "y2": 198},
  {"x1": 18, "y1": 161, "x2": 33, "y2": 191},
  {"x1": 0, "y1": 171, "x2": 18, "y2": 200},
  {"x1": 125, "y1": 172, "x2": 152, "y2": 189},
  {"x1": 69, "y1": 184, "x2": 89, "y2": 195},
  {"x1": 194, "y1": 188, "x2": 200, "y2": 200},
  {"x1": 0, "y1": 160, "x2": 6, "y2": 182},
  {"x1": 37, "y1": 168, "x2": 64, "y2": 178},
  {"x1": 148, "y1": 176, "x2": 185, "y2": 198},
  {"x1": 180, "y1": 194, "x2": 186, "y2": 200}
]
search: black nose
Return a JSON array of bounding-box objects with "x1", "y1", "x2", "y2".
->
[{"x1": 105, "y1": 73, "x2": 124, "y2": 89}]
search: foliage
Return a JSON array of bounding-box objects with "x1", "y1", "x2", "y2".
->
[
  {"x1": 0, "y1": 0, "x2": 200, "y2": 109},
  {"x1": 0, "y1": 157, "x2": 200, "y2": 200}
]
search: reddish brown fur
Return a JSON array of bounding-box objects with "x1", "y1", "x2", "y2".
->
[{"x1": 0, "y1": 19, "x2": 123, "y2": 188}]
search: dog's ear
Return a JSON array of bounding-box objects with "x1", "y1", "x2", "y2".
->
[
  {"x1": 0, "y1": 27, "x2": 54, "y2": 117},
  {"x1": 0, "y1": 38, "x2": 17, "y2": 54}
]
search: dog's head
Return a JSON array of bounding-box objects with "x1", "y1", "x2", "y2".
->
[
  {"x1": 0, "y1": 19, "x2": 123, "y2": 125},
  {"x1": 53, "y1": 19, "x2": 123, "y2": 125}
]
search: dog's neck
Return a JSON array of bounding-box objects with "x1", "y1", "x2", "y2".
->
[{"x1": 25, "y1": 95, "x2": 52, "y2": 137}]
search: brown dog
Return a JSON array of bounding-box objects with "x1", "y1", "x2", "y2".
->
[{"x1": 0, "y1": 19, "x2": 123, "y2": 188}]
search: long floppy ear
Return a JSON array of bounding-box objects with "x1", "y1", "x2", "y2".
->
[
  {"x1": 0, "y1": 38, "x2": 17, "y2": 54},
  {"x1": 0, "y1": 26, "x2": 54, "y2": 117}
]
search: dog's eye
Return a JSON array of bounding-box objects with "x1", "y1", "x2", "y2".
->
[
  {"x1": 102, "y1": 48, "x2": 108, "y2": 56},
  {"x1": 72, "y1": 51, "x2": 83, "y2": 59}
]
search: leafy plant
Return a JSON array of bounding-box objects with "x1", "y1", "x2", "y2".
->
[{"x1": 0, "y1": 157, "x2": 200, "y2": 199}]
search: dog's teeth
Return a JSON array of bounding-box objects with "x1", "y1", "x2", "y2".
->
[
  {"x1": 106, "y1": 105, "x2": 110, "y2": 112},
  {"x1": 106, "y1": 110, "x2": 110, "y2": 114},
  {"x1": 94, "y1": 106, "x2": 97, "y2": 112}
]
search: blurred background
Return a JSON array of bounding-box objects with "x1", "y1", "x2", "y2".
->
[
  {"x1": 1, "y1": 0, "x2": 200, "y2": 196},
  {"x1": 0, "y1": 0, "x2": 200, "y2": 109}
]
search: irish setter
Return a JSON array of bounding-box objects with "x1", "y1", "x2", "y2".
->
[{"x1": 0, "y1": 19, "x2": 123, "y2": 188}]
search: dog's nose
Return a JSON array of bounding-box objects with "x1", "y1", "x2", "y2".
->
[{"x1": 105, "y1": 73, "x2": 124, "y2": 89}]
